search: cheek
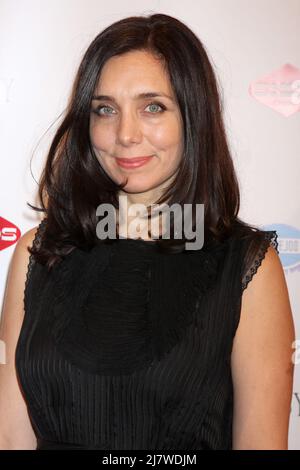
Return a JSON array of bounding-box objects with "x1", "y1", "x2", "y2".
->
[
  {"x1": 89, "y1": 127, "x2": 116, "y2": 178},
  {"x1": 90, "y1": 126, "x2": 115, "y2": 169},
  {"x1": 90, "y1": 124, "x2": 112, "y2": 151},
  {"x1": 151, "y1": 128, "x2": 182, "y2": 169},
  {"x1": 149, "y1": 117, "x2": 182, "y2": 151}
]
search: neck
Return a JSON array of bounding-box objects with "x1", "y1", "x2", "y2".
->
[{"x1": 116, "y1": 190, "x2": 166, "y2": 240}]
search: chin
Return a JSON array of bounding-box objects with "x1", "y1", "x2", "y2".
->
[
  {"x1": 118, "y1": 183, "x2": 154, "y2": 194},
  {"x1": 115, "y1": 174, "x2": 156, "y2": 193}
]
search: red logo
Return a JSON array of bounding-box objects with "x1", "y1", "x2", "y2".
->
[{"x1": 0, "y1": 217, "x2": 21, "y2": 251}]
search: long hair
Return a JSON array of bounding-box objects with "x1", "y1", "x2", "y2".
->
[{"x1": 28, "y1": 13, "x2": 264, "y2": 269}]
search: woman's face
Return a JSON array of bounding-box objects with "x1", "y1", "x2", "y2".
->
[{"x1": 89, "y1": 49, "x2": 183, "y2": 201}]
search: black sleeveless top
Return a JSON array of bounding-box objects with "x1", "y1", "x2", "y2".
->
[{"x1": 15, "y1": 219, "x2": 278, "y2": 450}]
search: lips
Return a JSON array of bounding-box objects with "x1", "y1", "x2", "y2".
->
[
  {"x1": 116, "y1": 155, "x2": 153, "y2": 169},
  {"x1": 117, "y1": 156, "x2": 153, "y2": 163}
]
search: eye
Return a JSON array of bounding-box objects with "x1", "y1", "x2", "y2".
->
[
  {"x1": 145, "y1": 101, "x2": 166, "y2": 114},
  {"x1": 92, "y1": 105, "x2": 115, "y2": 116}
]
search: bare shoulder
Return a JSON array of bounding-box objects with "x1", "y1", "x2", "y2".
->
[
  {"x1": 9, "y1": 224, "x2": 41, "y2": 272},
  {"x1": 242, "y1": 245, "x2": 287, "y2": 302},
  {"x1": 17, "y1": 225, "x2": 40, "y2": 251},
  {"x1": 237, "y1": 245, "x2": 294, "y2": 333},
  {"x1": 231, "y1": 245, "x2": 296, "y2": 449}
]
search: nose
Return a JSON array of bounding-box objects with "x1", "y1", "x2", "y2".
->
[{"x1": 116, "y1": 111, "x2": 142, "y2": 145}]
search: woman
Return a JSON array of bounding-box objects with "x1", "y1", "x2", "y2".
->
[{"x1": 0, "y1": 13, "x2": 295, "y2": 450}]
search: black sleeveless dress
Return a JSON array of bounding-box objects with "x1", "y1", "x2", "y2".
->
[{"x1": 15, "y1": 219, "x2": 278, "y2": 450}]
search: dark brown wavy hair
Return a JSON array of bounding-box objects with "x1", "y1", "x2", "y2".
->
[{"x1": 28, "y1": 12, "x2": 265, "y2": 269}]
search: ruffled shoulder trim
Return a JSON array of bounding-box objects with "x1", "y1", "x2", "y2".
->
[
  {"x1": 24, "y1": 218, "x2": 47, "y2": 311},
  {"x1": 241, "y1": 229, "x2": 279, "y2": 292}
]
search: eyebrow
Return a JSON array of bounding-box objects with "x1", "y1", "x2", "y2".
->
[{"x1": 91, "y1": 92, "x2": 174, "y2": 102}]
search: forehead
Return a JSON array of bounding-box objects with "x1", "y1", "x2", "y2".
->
[{"x1": 95, "y1": 50, "x2": 172, "y2": 94}]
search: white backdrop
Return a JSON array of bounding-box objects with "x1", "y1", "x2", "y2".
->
[{"x1": 0, "y1": 0, "x2": 299, "y2": 449}]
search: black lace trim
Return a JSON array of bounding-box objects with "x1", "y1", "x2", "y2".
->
[
  {"x1": 241, "y1": 230, "x2": 279, "y2": 292},
  {"x1": 23, "y1": 218, "x2": 47, "y2": 312}
]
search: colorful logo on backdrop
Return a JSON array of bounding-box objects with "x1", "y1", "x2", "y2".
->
[
  {"x1": 249, "y1": 63, "x2": 300, "y2": 116},
  {"x1": 0, "y1": 216, "x2": 21, "y2": 251},
  {"x1": 263, "y1": 223, "x2": 300, "y2": 272}
]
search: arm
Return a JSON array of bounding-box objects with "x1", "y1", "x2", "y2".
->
[
  {"x1": 0, "y1": 226, "x2": 39, "y2": 449},
  {"x1": 231, "y1": 246, "x2": 295, "y2": 450}
]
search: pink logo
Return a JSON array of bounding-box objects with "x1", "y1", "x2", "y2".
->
[
  {"x1": 0, "y1": 216, "x2": 21, "y2": 251},
  {"x1": 249, "y1": 63, "x2": 300, "y2": 116}
]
